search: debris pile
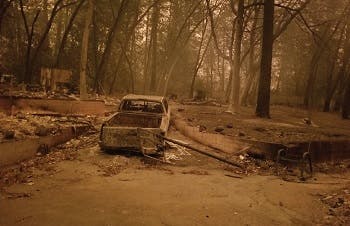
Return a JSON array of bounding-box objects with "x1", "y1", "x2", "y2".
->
[
  {"x1": 95, "y1": 156, "x2": 130, "y2": 176},
  {"x1": 223, "y1": 153, "x2": 276, "y2": 176},
  {"x1": 0, "y1": 149, "x2": 77, "y2": 187},
  {"x1": 0, "y1": 134, "x2": 98, "y2": 187},
  {"x1": 0, "y1": 112, "x2": 60, "y2": 141},
  {"x1": 164, "y1": 141, "x2": 191, "y2": 162},
  {"x1": 0, "y1": 112, "x2": 96, "y2": 142},
  {"x1": 319, "y1": 188, "x2": 350, "y2": 225},
  {"x1": 55, "y1": 133, "x2": 99, "y2": 151},
  {"x1": 315, "y1": 161, "x2": 350, "y2": 174}
]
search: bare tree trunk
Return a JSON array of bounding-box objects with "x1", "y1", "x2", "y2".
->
[
  {"x1": 255, "y1": 0, "x2": 274, "y2": 118},
  {"x1": 54, "y1": 10, "x2": 63, "y2": 58},
  {"x1": 129, "y1": 33, "x2": 136, "y2": 93},
  {"x1": 342, "y1": 77, "x2": 350, "y2": 119},
  {"x1": 227, "y1": 0, "x2": 244, "y2": 113},
  {"x1": 149, "y1": 0, "x2": 160, "y2": 93},
  {"x1": 304, "y1": 46, "x2": 322, "y2": 107},
  {"x1": 39, "y1": 0, "x2": 50, "y2": 67},
  {"x1": 109, "y1": 55, "x2": 123, "y2": 94},
  {"x1": 333, "y1": 69, "x2": 349, "y2": 112},
  {"x1": 94, "y1": 0, "x2": 155, "y2": 93},
  {"x1": 189, "y1": 37, "x2": 212, "y2": 98},
  {"x1": 324, "y1": 60, "x2": 349, "y2": 112},
  {"x1": 56, "y1": 0, "x2": 85, "y2": 67},
  {"x1": 143, "y1": 13, "x2": 151, "y2": 94},
  {"x1": 225, "y1": 19, "x2": 236, "y2": 104},
  {"x1": 323, "y1": 27, "x2": 346, "y2": 112},
  {"x1": 323, "y1": 56, "x2": 338, "y2": 112},
  {"x1": 160, "y1": 16, "x2": 206, "y2": 96},
  {"x1": 324, "y1": 24, "x2": 350, "y2": 112},
  {"x1": 92, "y1": 4, "x2": 98, "y2": 84},
  {"x1": 94, "y1": 0, "x2": 127, "y2": 93},
  {"x1": 0, "y1": 0, "x2": 13, "y2": 35},
  {"x1": 241, "y1": 63, "x2": 259, "y2": 106},
  {"x1": 28, "y1": 0, "x2": 67, "y2": 82},
  {"x1": 225, "y1": 62, "x2": 233, "y2": 103},
  {"x1": 219, "y1": 54, "x2": 225, "y2": 101},
  {"x1": 19, "y1": 0, "x2": 40, "y2": 83},
  {"x1": 79, "y1": 0, "x2": 93, "y2": 100},
  {"x1": 241, "y1": 5, "x2": 259, "y2": 106},
  {"x1": 14, "y1": 6, "x2": 22, "y2": 64},
  {"x1": 209, "y1": 59, "x2": 214, "y2": 97},
  {"x1": 109, "y1": 0, "x2": 140, "y2": 94},
  {"x1": 304, "y1": 16, "x2": 344, "y2": 107},
  {"x1": 189, "y1": 19, "x2": 207, "y2": 98},
  {"x1": 205, "y1": 0, "x2": 234, "y2": 102}
]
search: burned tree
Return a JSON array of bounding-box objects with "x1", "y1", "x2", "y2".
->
[{"x1": 256, "y1": 0, "x2": 274, "y2": 118}]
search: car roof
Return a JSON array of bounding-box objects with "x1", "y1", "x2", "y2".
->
[{"x1": 122, "y1": 94, "x2": 165, "y2": 102}]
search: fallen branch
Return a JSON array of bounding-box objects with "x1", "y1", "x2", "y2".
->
[{"x1": 225, "y1": 174, "x2": 243, "y2": 179}]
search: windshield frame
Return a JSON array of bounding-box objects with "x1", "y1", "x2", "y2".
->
[{"x1": 118, "y1": 99, "x2": 165, "y2": 114}]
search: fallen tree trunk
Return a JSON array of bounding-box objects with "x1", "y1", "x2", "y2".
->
[{"x1": 162, "y1": 135, "x2": 243, "y2": 169}]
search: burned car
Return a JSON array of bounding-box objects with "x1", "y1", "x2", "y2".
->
[{"x1": 99, "y1": 94, "x2": 170, "y2": 154}]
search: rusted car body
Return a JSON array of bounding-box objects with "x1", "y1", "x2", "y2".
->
[{"x1": 99, "y1": 94, "x2": 170, "y2": 154}]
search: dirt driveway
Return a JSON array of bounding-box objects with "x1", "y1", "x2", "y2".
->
[{"x1": 0, "y1": 130, "x2": 349, "y2": 226}]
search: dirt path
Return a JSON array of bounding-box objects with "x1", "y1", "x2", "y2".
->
[{"x1": 0, "y1": 130, "x2": 349, "y2": 226}]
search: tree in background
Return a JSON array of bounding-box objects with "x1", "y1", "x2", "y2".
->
[
  {"x1": 79, "y1": 0, "x2": 93, "y2": 100},
  {"x1": 226, "y1": 0, "x2": 244, "y2": 114},
  {"x1": 0, "y1": 0, "x2": 349, "y2": 119},
  {"x1": 256, "y1": 0, "x2": 274, "y2": 118}
]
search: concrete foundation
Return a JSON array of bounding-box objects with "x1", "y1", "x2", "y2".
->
[
  {"x1": 0, "y1": 96, "x2": 106, "y2": 116},
  {"x1": 0, "y1": 125, "x2": 89, "y2": 167},
  {"x1": 173, "y1": 116, "x2": 244, "y2": 154},
  {"x1": 173, "y1": 115, "x2": 350, "y2": 163}
]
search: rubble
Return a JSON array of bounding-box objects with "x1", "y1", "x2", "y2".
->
[
  {"x1": 198, "y1": 125, "x2": 207, "y2": 132},
  {"x1": 164, "y1": 142, "x2": 191, "y2": 163},
  {"x1": 3, "y1": 129, "x2": 15, "y2": 139},
  {"x1": 34, "y1": 126, "x2": 49, "y2": 136},
  {"x1": 0, "y1": 112, "x2": 96, "y2": 143},
  {"x1": 95, "y1": 156, "x2": 129, "y2": 177},
  {"x1": 0, "y1": 133, "x2": 98, "y2": 187},
  {"x1": 238, "y1": 131, "x2": 245, "y2": 137},
  {"x1": 214, "y1": 126, "x2": 225, "y2": 133},
  {"x1": 314, "y1": 160, "x2": 350, "y2": 174},
  {"x1": 226, "y1": 123, "x2": 233, "y2": 128},
  {"x1": 319, "y1": 187, "x2": 350, "y2": 225}
]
